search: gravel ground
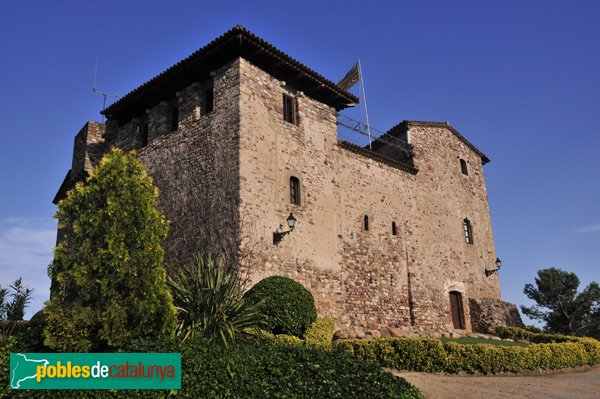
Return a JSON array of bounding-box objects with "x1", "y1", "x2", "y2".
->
[{"x1": 393, "y1": 366, "x2": 600, "y2": 399}]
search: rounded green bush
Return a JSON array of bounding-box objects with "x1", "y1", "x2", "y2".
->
[{"x1": 244, "y1": 276, "x2": 317, "y2": 337}]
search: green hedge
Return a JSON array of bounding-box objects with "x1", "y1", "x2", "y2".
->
[
  {"x1": 338, "y1": 338, "x2": 447, "y2": 372},
  {"x1": 2, "y1": 336, "x2": 422, "y2": 399},
  {"x1": 304, "y1": 318, "x2": 336, "y2": 351},
  {"x1": 338, "y1": 334, "x2": 600, "y2": 375},
  {"x1": 179, "y1": 336, "x2": 422, "y2": 399}
]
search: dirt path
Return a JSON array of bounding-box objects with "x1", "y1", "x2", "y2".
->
[{"x1": 393, "y1": 366, "x2": 600, "y2": 399}]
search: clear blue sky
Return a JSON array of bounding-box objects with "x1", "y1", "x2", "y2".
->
[{"x1": 1, "y1": 0, "x2": 598, "y2": 323}]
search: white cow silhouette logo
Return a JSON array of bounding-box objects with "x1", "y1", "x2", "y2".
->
[{"x1": 10, "y1": 353, "x2": 49, "y2": 389}]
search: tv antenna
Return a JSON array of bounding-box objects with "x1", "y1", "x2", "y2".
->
[{"x1": 93, "y1": 56, "x2": 118, "y2": 122}]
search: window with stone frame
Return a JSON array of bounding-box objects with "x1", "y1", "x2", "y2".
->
[
  {"x1": 282, "y1": 94, "x2": 298, "y2": 125},
  {"x1": 290, "y1": 176, "x2": 301, "y2": 205},
  {"x1": 392, "y1": 221, "x2": 398, "y2": 235},
  {"x1": 364, "y1": 215, "x2": 369, "y2": 231},
  {"x1": 463, "y1": 218, "x2": 474, "y2": 244}
]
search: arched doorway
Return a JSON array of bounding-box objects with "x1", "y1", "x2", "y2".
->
[{"x1": 449, "y1": 291, "x2": 465, "y2": 329}]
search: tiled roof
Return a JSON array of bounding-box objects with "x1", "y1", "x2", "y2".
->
[{"x1": 102, "y1": 25, "x2": 359, "y2": 120}]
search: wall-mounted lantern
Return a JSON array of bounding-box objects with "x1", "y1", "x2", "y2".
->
[
  {"x1": 485, "y1": 258, "x2": 502, "y2": 277},
  {"x1": 273, "y1": 213, "x2": 296, "y2": 245}
]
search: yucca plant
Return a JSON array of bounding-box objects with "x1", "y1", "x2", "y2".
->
[{"x1": 168, "y1": 255, "x2": 263, "y2": 346}]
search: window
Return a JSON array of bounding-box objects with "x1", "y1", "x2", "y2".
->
[
  {"x1": 392, "y1": 221, "x2": 397, "y2": 235},
  {"x1": 204, "y1": 87, "x2": 214, "y2": 114},
  {"x1": 364, "y1": 215, "x2": 369, "y2": 231},
  {"x1": 170, "y1": 106, "x2": 179, "y2": 132},
  {"x1": 141, "y1": 123, "x2": 149, "y2": 147},
  {"x1": 289, "y1": 176, "x2": 301, "y2": 205},
  {"x1": 460, "y1": 159, "x2": 468, "y2": 175},
  {"x1": 283, "y1": 94, "x2": 297, "y2": 124},
  {"x1": 463, "y1": 218, "x2": 473, "y2": 244}
]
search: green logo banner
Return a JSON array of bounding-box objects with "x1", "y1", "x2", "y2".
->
[{"x1": 10, "y1": 353, "x2": 181, "y2": 390}]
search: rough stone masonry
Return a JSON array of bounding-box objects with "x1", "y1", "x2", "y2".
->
[{"x1": 54, "y1": 26, "x2": 523, "y2": 338}]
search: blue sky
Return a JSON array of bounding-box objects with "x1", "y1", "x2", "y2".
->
[{"x1": 1, "y1": 0, "x2": 598, "y2": 322}]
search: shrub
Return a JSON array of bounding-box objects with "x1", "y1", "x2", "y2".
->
[
  {"x1": 45, "y1": 148, "x2": 176, "y2": 351},
  {"x1": 338, "y1": 338, "x2": 447, "y2": 372},
  {"x1": 496, "y1": 326, "x2": 572, "y2": 343},
  {"x1": 257, "y1": 330, "x2": 304, "y2": 345},
  {"x1": 6, "y1": 336, "x2": 422, "y2": 399},
  {"x1": 16, "y1": 310, "x2": 47, "y2": 352},
  {"x1": 179, "y1": 336, "x2": 423, "y2": 399},
  {"x1": 339, "y1": 335, "x2": 600, "y2": 374},
  {"x1": 305, "y1": 318, "x2": 336, "y2": 351},
  {"x1": 1, "y1": 336, "x2": 16, "y2": 399},
  {"x1": 168, "y1": 255, "x2": 262, "y2": 346},
  {"x1": 244, "y1": 276, "x2": 317, "y2": 337}
]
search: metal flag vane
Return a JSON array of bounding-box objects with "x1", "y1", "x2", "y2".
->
[
  {"x1": 93, "y1": 56, "x2": 118, "y2": 122},
  {"x1": 337, "y1": 59, "x2": 373, "y2": 149}
]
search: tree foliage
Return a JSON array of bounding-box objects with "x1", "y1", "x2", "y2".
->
[
  {"x1": 521, "y1": 267, "x2": 600, "y2": 339},
  {"x1": 44, "y1": 148, "x2": 176, "y2": 351},
  {"x1": 0, "y1": 277, "x2": 34, "y2": 321},
  {"x1": 168, "y1": 255, "x2": 263, "y2": 346}
]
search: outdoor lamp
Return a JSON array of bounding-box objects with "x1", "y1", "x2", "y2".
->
[
  {"x1": 485, "y1": 258, "x2": 502, "y2": 277},
  {"x1": 273, "y1": 213, "x2": 296, "y2": 244}
]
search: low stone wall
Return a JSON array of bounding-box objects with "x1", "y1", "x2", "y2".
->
[{"x1": 469, "y1": 297, "x2": 524, "y2": 334}]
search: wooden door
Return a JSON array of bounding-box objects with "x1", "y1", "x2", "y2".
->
[{"x1": 449, "y1": 291, "x2": 465, "y2": 329}]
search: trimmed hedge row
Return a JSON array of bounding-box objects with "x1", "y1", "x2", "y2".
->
[
  {"x1": 496, "y1": 326, "x2": 578, "y2": 343},
  {"x1": 2, "y1": 336, "x2": 423, "y2": 399},
  {"x1": 249, "y1": 318, "x2": 337, "y2": 350},
  {"x1": 304, "y1": 318, "x2": 336, "y2": 351},
  {"x1": 338, "y1": 334, "x2": 600, "y2": 375}
]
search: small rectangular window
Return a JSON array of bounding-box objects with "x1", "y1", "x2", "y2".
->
[
  {"x1": 141, "y1": 123, "x2": 149, "y2": 147},
  {"x1": 460, "y1": 159, "x2": 468, "y2": 175},
  {"x1": 290, "y1": 176, "x2": 301, "y2": 205},
  {"x1": 283, "y1": 94, "x2": 297, "y2": 125},
  {"x1": 204, "y1": 87, "x2": 214, "y2": 114},
  {"x1": 463, "y1": 219, "x2": 473, "y2": 244},
  {"x1": 170, "y1": 107, "x2": 179, "y2": 132}
]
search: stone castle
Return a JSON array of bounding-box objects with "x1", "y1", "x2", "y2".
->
[{"x1": 54, "y1": 26, "x2": 523, "y2": 338}]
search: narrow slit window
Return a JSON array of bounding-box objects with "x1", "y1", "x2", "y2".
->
[
  {"x1": 170, "y1": 106, "x2": 179, "y2": 132},
  {"x1": 460, "y1": 159, "x2": 468, "y2": 175},
  {"x1": 463, "y1": 218, "x2": 473, "y2": 244},
  {"x1": 204, "y1": 87, "x2": 214, "y2": 114},
  {"x1": 392, "y1": 221, "x2": 397, "y2": 235},
  {"x1": 141, "y1": 123, "x2": 149, "y2": 147},
  {"x1": 283, "y1": 94, "x2": 297, "y2": 124},
  {"x1": 290, "y1": 176, "x2": 301, "y2": 205},
  {"x1": 364, "y1": 215, "x2": 369, "y2": 231}
]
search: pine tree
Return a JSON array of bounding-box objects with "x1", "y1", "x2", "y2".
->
[{"x1": 44, "y1": 148, "x2": 176, "y2": 351}]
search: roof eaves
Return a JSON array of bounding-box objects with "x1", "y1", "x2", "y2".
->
[
  {"x1": 395, "y1": 120, "x2": 491, "y2": 164},
  {"x1": 102, "y1": 25, "x2": 358, "y2": 117}
]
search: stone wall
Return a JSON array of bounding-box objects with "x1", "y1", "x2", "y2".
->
[
  {"x1": 62, "y1": 55, "x2": 506, "y2": 337},
  {"x1": 102, "y1": 60, "x2": 242, "y2": 270},
  {"x1": 237, "y1": 57, "x2": 501, "y2": 336},
  {"x1": 71, "y1": 121, "x2": 105, "y2": 178},
  {"x1": 469, "y1": 297, "x2": 525, "y2": 334}
]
